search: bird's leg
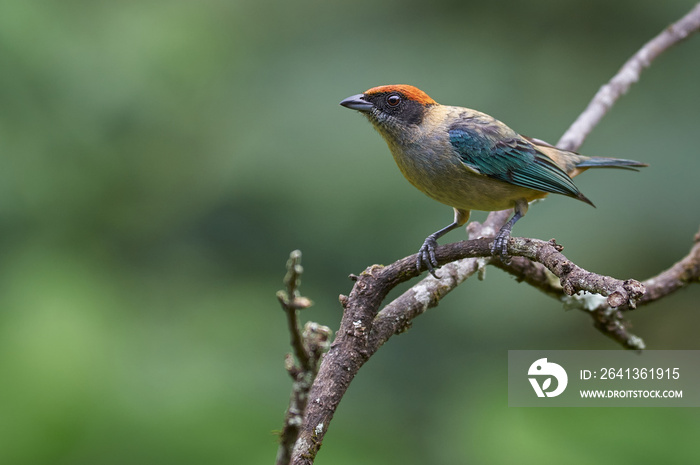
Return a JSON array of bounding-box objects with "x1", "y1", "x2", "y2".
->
[
  {"x1": 492, "y1": 199, "x2": 528, "y2": 258},
  {"x1": 417, "y1": 208, "x2": 470, "y2": 278}
]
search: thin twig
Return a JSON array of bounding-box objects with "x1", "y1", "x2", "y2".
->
[
  {"x1": 275, "y1": 251, "x2": 331, "y2": 465},
  {"x1": 277, "y1": 251, "x2": 313, "y2": 369}
]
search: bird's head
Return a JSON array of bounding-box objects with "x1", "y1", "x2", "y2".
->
[{"x1": 340, "y1": 85, "x2": 438, "y2": 138}]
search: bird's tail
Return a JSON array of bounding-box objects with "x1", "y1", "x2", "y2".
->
[{"x1": 575, "y1": 157, "x2": 648, "y2": 171}]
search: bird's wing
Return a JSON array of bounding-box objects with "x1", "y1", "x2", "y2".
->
[{"x1": 448, "y1": 124, "x2": 583, "y2": 199}]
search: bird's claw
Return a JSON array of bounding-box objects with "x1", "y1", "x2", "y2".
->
[
  {"x1": 491, "y1": 230, "x2": 512, "y2": 263},
  {"x1": 417, "y1": 236, "x2": 440, "y2": 278}
]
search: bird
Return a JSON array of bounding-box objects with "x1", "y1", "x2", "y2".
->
[{"x1": 339, "y1": 84, "x2": 647, "y2": 277}]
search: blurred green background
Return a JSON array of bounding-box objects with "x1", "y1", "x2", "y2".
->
[{"x1": 0, "y1": 0, "x2": 698, "y2": 463}]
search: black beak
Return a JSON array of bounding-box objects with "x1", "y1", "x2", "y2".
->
[{"x1": 340, "y1": 93, "x2": 373, "y2": 112}]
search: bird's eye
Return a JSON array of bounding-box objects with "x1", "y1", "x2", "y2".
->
[{"x1": 387, "y1": 94, "x2": 401, "y2": 107}]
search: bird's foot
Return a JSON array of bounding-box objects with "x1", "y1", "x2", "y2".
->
[
  {"x1": 491, "y1": 228, "x2": 512, "y2": 263},
  {"x1": 417, "y1": 235, "x2": 440, "y2": 278}
]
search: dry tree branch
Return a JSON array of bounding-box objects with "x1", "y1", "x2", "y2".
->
[
  {"x1": 281, "y1": 4, "x2": 700, "y2": 464},
  {"x1": 289, "y1": 226, "x2": 698, "y2": 463}
]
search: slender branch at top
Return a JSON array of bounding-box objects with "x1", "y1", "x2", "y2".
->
[{"x1": 557, "y1": 2, "x2": 700, "y2": 152}]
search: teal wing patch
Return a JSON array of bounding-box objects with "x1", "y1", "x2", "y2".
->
[{"x1": 448, "y1": 124, "x2": 582, "y2": 199}]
